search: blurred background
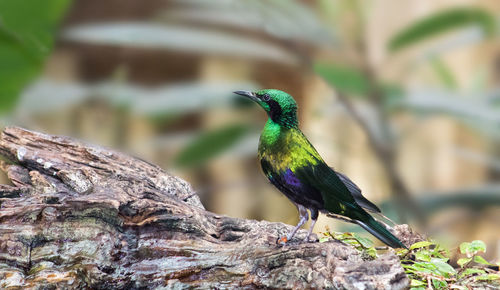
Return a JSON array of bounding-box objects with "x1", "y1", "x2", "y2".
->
[{"x1": 0, "y1": 0, "x2": 499, "y2": 260}]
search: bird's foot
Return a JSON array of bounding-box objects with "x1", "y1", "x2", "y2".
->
[
  {"x1": 277, "y1": 234, "x2": 318, "y2": 245},
  {"x1": 277, "y1": 236, "x2": 288, "y2": 245}
]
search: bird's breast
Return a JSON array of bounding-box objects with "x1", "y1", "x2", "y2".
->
[{"x1": 258, "y1": 129, "x2": 322, "y2": 173}]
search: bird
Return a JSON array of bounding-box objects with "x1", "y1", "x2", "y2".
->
[{"x1": 234, "y1": 89, "x2": 406, "y2": 248}]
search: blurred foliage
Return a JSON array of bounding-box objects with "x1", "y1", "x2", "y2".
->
[
  {"x1": 314, "y1": 62, "x2": 405, "y2": 108},
  {"x1": 314, "y1": 63, "x2": 368, "y2": 97},
  {"x1": 163, "y1": 0, "x2": 332, "y2": 45},
  {"x1": 58, "y1": 0, "x2": 331, "y2": 167},
  {"x1": 16, "y1": 80, "x2": 256, "y2": 115},
  {"x1": 174, "y1": 124, "x2": 251, "y2": 168},
  {"x1": 398, "y1": 240, "x2": 500, "y2": 289},
  {"x1": 0, "y1": 0, "x2": 71, "y2": 113},
  {"x1": 429, "y1": 58, "x2": 457, "y2": 89},
  {"x1": 399, "y1": 89, "x2": 500, "y2": 140},
  {"x1": 316, "y1": 2, "x2": 500, "y2": 226},
  {"x1": 388, "y1": 7, "x2": 496, "y2": 52}
]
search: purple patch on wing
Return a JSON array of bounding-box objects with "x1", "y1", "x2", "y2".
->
[{"x1": 283, "y1": 169, "x2": 302, "y2": 187}]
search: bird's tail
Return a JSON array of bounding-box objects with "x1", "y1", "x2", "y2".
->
[{"x1": 356, "y1": 216, "x2": 407, "y2": 249}]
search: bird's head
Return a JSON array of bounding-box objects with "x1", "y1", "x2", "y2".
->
[{"x1": 234, "y1": 89, "x2": 298, "y2": 128}]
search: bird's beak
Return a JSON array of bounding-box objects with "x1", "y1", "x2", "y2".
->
[{"x1": 233, "y1": 90, "x2": 259, "y2": 102}]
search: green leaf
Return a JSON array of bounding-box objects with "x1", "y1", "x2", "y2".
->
[
  {"x1": 389, "y1": 7, "x2": 496, "y2": 52},
  {"x1": 363, "y1": 247, "x2": 378, "y2": 259},
  {"x1": 430, "y1": 244, "x2": 448, "y2": 259},
  {"x1": 457, "y1": 257, "x2": 472, "y2": 267},
  {"x1": 0, "y1": 0, "x2": 71, "y2": 113},
  {"x1": 174, "y1": 124, "x2": 251, "y2": 168},
  {"x1": 430, "y1": 58, "x2": 457, "y2": 89},
  {"x1": 337, "y1": 232, "x2": 353, "y2": 240},
  {"x1": 415, "y1": 250, "x2": 432, "y2": 262},
  {"x1": 460, "y1": 240, "x2": 487, "y2": 257},
  {"x1": 410, "y1": 279, "x2": 426, "y2": 287},
  {"x1": 460, "y1": 242, "x2": 471, "y2": 255},
  {"x1": 469, "y1": 240, "x2": 487, "y2": 254},
  {"x1": 458, "y1": 268, "x2": 485, "y2": 278},
  {"x1": 410, "y1": 241, "x2": 433, "y2": 250},
  {"x1": 411, "y1": 261, "x2": 436, "y2": 274},
  {"x1": 396, "y1": 248, "x2": 409, "y2": 256},
  {"x1": 473, "y1": 255, "x2": 492, "y2": 266},
  {"x1": 314, "y1": 62, "x2": 368, "y2": 96},
  {"x1": 432, "y1": 278, "x2": 448, "y2": 290},
  {"x1": 319, "y1": 236, "x2": 330, "y2": 243},
  {"x1": 431, "y1": 258, "x2": 456, "y2": 277},
  {"x1": 476, "y1": 273, "x2": 500, "y2": 281},
  {"x1": 352, "y1": 232, "x2": 374, "y2": 248}
]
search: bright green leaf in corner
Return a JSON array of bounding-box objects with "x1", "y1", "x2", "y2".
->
[
  {"x1": 388, "y1": 7, "x2": 496, "y2": 52},
  {"x1": 0, "y1": 0, "x2": 72, "y2": 113},
  {"x1": 174, "y1": 124, "x2": 251, "y2": 168},
  {"x1": 314, "y1": 62, "x2": 368, "y2": 97}
]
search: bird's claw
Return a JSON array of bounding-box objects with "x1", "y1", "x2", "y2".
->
[
  {"x1": 277, "y1": 235, "x2": 317, "y2": 245},
  {"x1": 277, "y1": 236, "x2": 288, "y2": 245}
]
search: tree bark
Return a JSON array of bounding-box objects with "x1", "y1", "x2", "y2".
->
[{"x1": 0, "y1": 127, "x2": 411, "y2": 289}]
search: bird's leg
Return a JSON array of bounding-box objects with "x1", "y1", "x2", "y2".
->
[
  {"x1": 287, "y1": 204, "x2": 309, "y2": 241},
  {"x1": 304, "y1": 208, "x2": 319, "y2": 242},
  {"x1": 279, "y1": 204, "x2": 309, "y2": 244}
]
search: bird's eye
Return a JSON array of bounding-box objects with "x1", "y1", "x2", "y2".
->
[{"x1": 262, "y1": 94, "x2": 271, "y2": 101}]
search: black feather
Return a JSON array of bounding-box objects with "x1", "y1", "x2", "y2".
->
[{"x1": 334, "y1": 170, "x2": 381, "y2": 213}]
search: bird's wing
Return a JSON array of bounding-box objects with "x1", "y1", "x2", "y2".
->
[
  {"x1": 260, "y1": 158, "x2": 324, "y2": 208},
  {"x1": 294, "y1": 162, "x2": 406, "y2": 248},
  {"x1": 334, "y1": 170, "x2": 381, "y2": 213},
  {"x1": 293, "y1": 162, "x2": 367, "y2": 219}
]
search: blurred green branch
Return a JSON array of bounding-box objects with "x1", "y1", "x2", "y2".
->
[
  {"x1": 174, "y1": 124, "x2": 252, "y2": 169},
  {"x1": 430, "y1": 58, "x2": 457, "y2": 89},
  {"x1": 389, "y1": 7, "x2": 496, "y2": 52}
]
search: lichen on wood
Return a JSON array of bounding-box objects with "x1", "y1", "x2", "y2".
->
[{"x1": 0, "y1": 127, "x2": 410, "y2": 289}]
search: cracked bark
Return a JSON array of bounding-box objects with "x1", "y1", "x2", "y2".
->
[{"x1": 0, "y1": 127, "x2": 415, "y2": 289}]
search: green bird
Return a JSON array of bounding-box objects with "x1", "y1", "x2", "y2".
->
[{"x1": 234, "y1": 89, "x2": 406, "y2": 248}]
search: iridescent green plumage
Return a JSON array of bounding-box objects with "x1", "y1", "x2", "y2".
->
[
  {"x1": 259, "y1": 119, "x2": 321, "y2": 172},
  {"x1": 234, "y1": 89, "x2": 406, "y2": 248}
]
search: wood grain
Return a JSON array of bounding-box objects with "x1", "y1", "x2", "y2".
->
[{"x1": 0, "y1": 127, "x2": 410, "y2": 289}]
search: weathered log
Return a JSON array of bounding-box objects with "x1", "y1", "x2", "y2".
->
[{"x1": 0, "y1": 127, "x2": 411, "y2": 289}]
